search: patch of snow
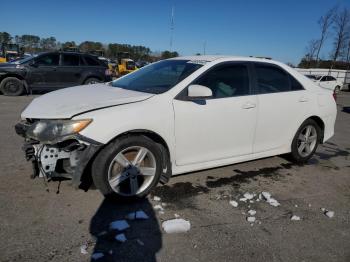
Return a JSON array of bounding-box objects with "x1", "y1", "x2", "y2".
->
[
  {"x1": 248, "y1": 210, "x2": 256, "y2": 216},
  {"x1": 115, "y1": 233, "x2": 127, "y2": 242},
  {"x1": 153, "y1": 196, "x2": 161, "y2": 201},
  {"x1": 243, "y1": 192, "x2": 255, "y2": 200},
  {"x1": 294, "y1": 204, "x2": 298, "y2": 208},
  {"x1": 229, "y1": 200, "x2": 238, "y2": 207},
  {"x1": 247, "y1": 216, "x2": 256, "y2": 223},
  {"x1": 325, "y1": 211, "x2": 335, "y2": 218},
  {"x1": 109, "y1": 220, "x2": 130, "y2": 231},
  {"x1": 239, "y1": 198, "x2": 247, "y2": 202},
  {"x1": 267, "y1": 198, "x2": 280, "y2": 207},
  {"x1": 249, "y1": 200, "x2": 254, "y2": 203},
  {"x1": 80, "y1": 244, "x2": 88, "y2": 255},
  {"x1": 154, "y1": 204, "x2": 164, "y2": 211},
  {"x1": 261, "y1": 192, "x2": 271, "y2": 200},
  {"x1": 174, "y1": 213, "x2": 180, "y2": 218},
  {"x1": 162, "y1": 218, "x2": 191, "y2": 233},
  {"x1": 291, "y1": 215, "x2": 301, "y2": 221},
  {"x1": 161, "y1": 203, "x2": 167, "y2": 207},
  {"x1": 91, "y1": 253, "x2": 104, "y2": 260}
]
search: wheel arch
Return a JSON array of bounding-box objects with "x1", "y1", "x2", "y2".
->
[
  {"x1": 0, "y1": 74, "x2": 29, "y2": 94},
  {"x1": 82, "y1": 75, "x2": 102, "y2": 84},
  {"x1": 79, "y1": 129, "x2": 172, "y2": 190}
]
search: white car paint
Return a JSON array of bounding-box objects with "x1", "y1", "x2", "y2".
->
[{"x1": 21, "y1": 56, "x2": 337, "y2": 177}]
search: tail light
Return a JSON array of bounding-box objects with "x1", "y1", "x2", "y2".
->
[{"x1": 332, "y1": 90, "x2": 337, "y2": 101}]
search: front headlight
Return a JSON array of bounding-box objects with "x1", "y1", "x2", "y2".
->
[{"x1": 26, "y1": 119, "x2": 92, "y2": 144}]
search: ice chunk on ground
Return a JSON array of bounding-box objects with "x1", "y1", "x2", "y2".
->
[
  {"x1": 243, "y1": 192, "x2": 255, "y2": 200},
  {"x1": 80, "y1": 244, "x2": 88, "y2": 255},
  {"x1": 261, "y1": 192, "x2": 271, "y2": 200},
  {"x1": 136, "y1": 210, "x2": 149, "y2": 219},
  {"x1": 325, "y1": 211, "x2": 335, "y2": 218},
  {"x1": 267, "y1": 198, "x2": 280, "y2": 207},
  {"x1": 247, "y1": 217, "x2": 256, "y2": 223},
  {"x1": 248, "y1": 210, "x2": 256, "y2": 216},
  {"x1": 229, "y1": 200, "x2": 238, "y2": 207},
  {"x1": 291, "y1": 215, "x2": 301, "y2": 221},
  {"x1": 239, "y1": 198, "x2": 247, "y2": 202},
  {"x1": 91, "y1": 253, "x2": 104, "y2": 260},
  {"x1": 115, "y1": 233, "x2": 127, "y2": 242},
  {"x1": 162, "y1": 219, "x2": 191, "y2": 233},
  {"x1": 154, "y1": 204, "x2": 164, "y2": 211},
  {"x1": 109, "y1": 220, "x2": 130, "y2": 231},
  {"x1": 153, "y1": 196, "x2": 161, "y2": 201}
]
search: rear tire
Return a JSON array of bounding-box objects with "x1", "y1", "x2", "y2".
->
[
  {"x1": 84, "y1": 77, "x2": 101, "y2": 85},
  {"x1": 290, "y1": 119, "x2": 321, "y2": 164},
  {"x1": 0, "y1": 77, "x2": 24, "y2": 96},
  {"x1": 92, "y1": 135, "x2": 162, "y2": 201}
]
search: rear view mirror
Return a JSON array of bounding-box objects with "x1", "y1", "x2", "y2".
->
[{"x1": 188, "y1": 84, "x2": 212, "y2": 98}]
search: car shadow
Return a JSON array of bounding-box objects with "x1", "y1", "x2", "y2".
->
[
  {"x1": 343, "y1": 107, "x2": 350, "y2": 113},
  {"x1": 89, "y1": 198, "x2": 162, "y2": 262}
]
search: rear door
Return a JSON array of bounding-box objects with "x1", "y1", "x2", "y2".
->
[
  {"x1": 252, "y1": 62, "x2": 309, "y2": 153},
  {"x1": 56, "y1": 53, "x2": 84, "y2": 87},
  {"x1": 173, "y1": 62, "x2": 258, "y2": 165},
  {"x1": 27, "y1": 53, "x2": 60, "y2": 89}
]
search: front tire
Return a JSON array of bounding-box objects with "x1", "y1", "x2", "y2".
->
[
  {"x1": 290, "y1": 119, "x2": 321, "y2": 163},
  {"x1": 0, "y1": 77, "x2": 24, "y2": 96},
  {"x1": 92, "y1": 135, "x2": 162, "y2": 201}
]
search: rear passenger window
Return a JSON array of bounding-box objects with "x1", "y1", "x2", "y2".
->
[
  {"x1": 255, "y1": 64, "x2": 303, "y2": 93},
  {"x1": 62, "y1": 54, "x2": 80, "y2": 66},
  {"x1": 193, "y1": 64, "x2": 250, "y2": 98},
  {"x1": 84, "y1": 56, "x2": 100, "y2": 66}
]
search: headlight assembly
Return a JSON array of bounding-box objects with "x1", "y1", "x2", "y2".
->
[{"x1": 26, "y1": 119, "x2": 92, "y2": 144}]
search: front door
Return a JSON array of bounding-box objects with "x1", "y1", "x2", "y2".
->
[{"x1": 173, "y1": 63, "x2": 257, "y2": 166}]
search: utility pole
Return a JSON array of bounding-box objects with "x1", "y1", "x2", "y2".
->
[{"x1": 170, "y1": 6, "x2": 174, "y2": 52}]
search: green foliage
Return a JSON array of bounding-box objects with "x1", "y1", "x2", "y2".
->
[{"x1": 1, "y1": 32, "x2": 178, "y2": 62}]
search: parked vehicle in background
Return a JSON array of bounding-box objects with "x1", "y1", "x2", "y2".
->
[
  {"x1": 15, "y1": 56, "x2": 337, "y2": 201},
  {"x1": 0, "y1": 43, "x2": 22, "y2": 63},
  {"x1": 0, "y1": 51, "x2": 112, "y2": 96},
  {"x1": 305, "y1": 74, "x2": 344, "y2": 93},
  {"x1": 115, "y1": 52, "x2": 138, "y2": 76}
]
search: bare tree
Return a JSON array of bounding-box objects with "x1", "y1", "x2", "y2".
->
[
  {"x1": 331, "y1": 8, "x2": 350, "y2": 66},
  {"x1": 305, "y1": 39, "x2": 320, "y2": 65},
  {"x1": 315, "y1": 7, "x2": 337, "y2": 62}
]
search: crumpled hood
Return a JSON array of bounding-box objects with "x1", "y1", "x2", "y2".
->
[{"x1": 21, "y1": 84, "x2": 154, "y2": 119}]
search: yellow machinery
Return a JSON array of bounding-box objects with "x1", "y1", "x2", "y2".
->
[
  {"x1": 115, "y1": 52, "x2": 137, "y2": 77},
  {"x1": 0, "y1": 43, "x2": 21, "y2": 63}
]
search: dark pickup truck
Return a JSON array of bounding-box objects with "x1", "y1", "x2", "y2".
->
[{"x1": 0, "y1": 51, "x2": 112, "y2": 96}]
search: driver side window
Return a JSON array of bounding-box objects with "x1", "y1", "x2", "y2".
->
[
  {"x1": 35, "y1": 54, "x2": 59, "y2": 66},
  {"x1": 192, "y1": 64, "x2": 250, "y2": 98}
]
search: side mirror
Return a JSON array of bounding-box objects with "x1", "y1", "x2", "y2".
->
[{"x1": 188, "y1": 84, "x2": 212, "y2": 98}]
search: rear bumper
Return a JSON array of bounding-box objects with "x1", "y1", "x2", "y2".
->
[{"x1": 15, "y1": 121, "x2": 102, "y2": 187}]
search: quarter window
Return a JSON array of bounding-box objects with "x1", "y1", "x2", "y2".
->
[
  {"x1": 255, "y1": 64, "x2": 303, "y2": 93},
  {"x1": 62, "y1": 54, "x2": 80, "y2": 66},
  {"x1": 83, "y1": 56, "x2": 100, "y2": 66},
  {"x1": 193, "y1": 64, "x2": 250, "y2": 98}
]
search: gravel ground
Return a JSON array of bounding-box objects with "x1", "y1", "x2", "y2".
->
[{"x1": 0, "y1": 92, "x2": 349, "y2": 262}]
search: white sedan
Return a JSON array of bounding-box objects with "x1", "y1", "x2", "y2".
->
[
  {"x1": 305, "y1": 74, "x2": 344, "y2": 92},
  {"x1": 16, "y1": 56, "x2": 337, "y2": 200}
]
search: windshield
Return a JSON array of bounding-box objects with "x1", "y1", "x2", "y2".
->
[
  {"x1": 12, "y1": 55, "x2": 35, "y2": 64},
  {"x1": 111, "y1": 59, "x2": 204, "y2": 94}
]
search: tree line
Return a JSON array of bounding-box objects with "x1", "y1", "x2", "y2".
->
[
  {"x1": 0, "y1": 32, "x2": 178, "y2": 61},
  {"x1": 300, "y1": 6, "x2": 350, "y2": 69}
]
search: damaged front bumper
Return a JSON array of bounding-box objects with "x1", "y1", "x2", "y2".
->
[{"x1": 15, "y1": 121, "x2": 102, "y2": 187}]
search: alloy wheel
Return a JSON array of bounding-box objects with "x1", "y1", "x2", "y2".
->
[{"x1": 297, "y1": 125, "x2": 318, "y2": 157}]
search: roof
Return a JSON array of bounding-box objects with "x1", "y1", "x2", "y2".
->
[{"x1": 170, "y1": 55, "x2": 278, "y2": 64}]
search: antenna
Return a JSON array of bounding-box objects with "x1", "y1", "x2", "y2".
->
[{"x1": 170, "y1": 6, "x2": 174, "y2": 51}]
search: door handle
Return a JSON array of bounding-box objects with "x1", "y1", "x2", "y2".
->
[
  {"x1": 242, "y1": 102, "x2": 256, "y2": 109},
  {"x1": 298, "y1": 96, "x2": 309, "y2": 102}
]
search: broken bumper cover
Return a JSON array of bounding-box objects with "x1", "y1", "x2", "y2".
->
[{"x1": 15, "y1": 121, "x2": 102, "y2": 187}]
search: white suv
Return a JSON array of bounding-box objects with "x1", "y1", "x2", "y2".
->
[{"x1": 16, "y1": 56, "x2": 337, "y2": 200}]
